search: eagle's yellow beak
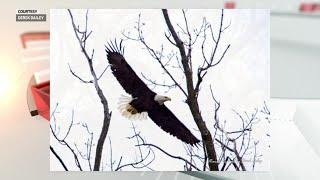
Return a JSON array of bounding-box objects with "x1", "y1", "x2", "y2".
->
[{"x1": 166, "y1": 97, "x2": 171, "y2": 101}]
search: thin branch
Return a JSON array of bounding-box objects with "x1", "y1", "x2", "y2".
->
[
  {"x1": 50, "y1": 107, "x2": 83, "y2": 171},
  {"x1": 122, "y1": 14, "x2": 188, "y2": 97},
  {"x1": 97, "y1": 65, "x2": 110, "y2": 81},
  {"x1": 215, "y1": 138, "x2": 234, "y2": 153},
  {"x1": 252, "y1": 141, "x2": 259, "y2": 171},
  {"x1": 232, "y1": 140, "x2": 246, "y2": 171},
  {"x1": 195, "y1": 10, "x2": 231, "y2": 95},
  {"x1": 50, "y1": 146, "x2": 69, "y2": 171},
  {"x1": 68, "y1": 64, "x2": 93, "y2": 83},
  {"x1": 137, "y1": 143, "x2": 201, "y2": 171},
  {"x1": 109, "y1": 137, "x2": 114, "y2": 171},
  {"x1": 114, "y1": 123, "x2": 155, "y2": 171},
  {"x1": 141, "y1": 73, "x2": 177, "y2": 89}
]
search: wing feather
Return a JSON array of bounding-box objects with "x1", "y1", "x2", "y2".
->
[
  {"x1": 105, "y1": 40, "x2": 155, "y2": 98},
  {"x1": 148, "y1": 105, "x2": 200, "y2": 145}
]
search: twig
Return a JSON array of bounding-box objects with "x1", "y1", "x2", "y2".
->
[
  {"x1": 122, "y1": 14, "x2": 188, "y2": 97},
  {"x1": 137, "y1": 143, "x2": 201, "y2": 171},
  {"x1": 50, "y1": 107, "x2": 83, "y2": 171},
  {"x1": 68, "y1": 64, "x2": 93, "y2": 83},
  {"x1": 50, "y1": 146, "x2": 69, "y2": 171}
]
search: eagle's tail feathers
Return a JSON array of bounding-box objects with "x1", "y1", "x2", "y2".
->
[{"x1": 117, "y1": 95, "x2": 147, "y2": 120}]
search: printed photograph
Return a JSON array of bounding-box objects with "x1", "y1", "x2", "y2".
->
[{"x1": 50, "y1": 9, "x2": 270, "y2": 171}]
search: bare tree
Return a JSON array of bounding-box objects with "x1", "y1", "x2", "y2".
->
[
  {"x1": 122, "y1": 9, "x2": 269, "y2": 171},
  {"x1": 110, "y1": 123, "x2": 156, "y2": 171},
  {"x1": 122, "y1": 9, "x2": 231, "y2": 171},
  {"x1": 123, "y1": 100, "x2": 270, "y2": 171},
  {"x1": 49, "y1": 9, "x2": 111, "y2": 171},
  {"x1": 50, "y1": 103, "x2": 93, "y2": 171},
  {"x1": 211, "y1": 90, "x2": 270, "y2": 171},
  {"x1": 50, "y1": 9, "x2": 156, "y2": 172},
  {"x1": 66, "y1": 9, "x2": 112, "y2": 171},
  {"x1": 50, "y1": 9, "x2": 270, "y2": 171}
]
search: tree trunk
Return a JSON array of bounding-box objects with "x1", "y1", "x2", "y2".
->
[
  {"x1": 187, "y1": 97, "x2": 219, "y2": 170},
  {"x1": 162, "y1": 9, "x2": 219, "y2": 171}
]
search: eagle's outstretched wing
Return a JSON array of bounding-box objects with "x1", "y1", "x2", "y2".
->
[
  {"x1": 105, "y1": 40, "x2": 155, "y2": 98},
  {"x1": 148, "y1": 105, "x2": 200, "y2": 145},
  {"x1": 106, "y1": 40, "x2": 199, "y2": 145}
]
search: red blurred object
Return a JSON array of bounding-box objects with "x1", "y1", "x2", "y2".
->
[
  {"x1": 224, "y1": 1, "x2": 236, "y2": 9},
  {"x1": 300, "y1": 2, "x2": 320, "y2": 12},
  {"x1": 31, "y1": 81, "x2": 50, "y2": 121},
  {"x1": 20, "y1": 32, "x2": 50, "y2": 49},
  {"x1": 315, "y1": 4, "x2": 320, "y2": 11}
]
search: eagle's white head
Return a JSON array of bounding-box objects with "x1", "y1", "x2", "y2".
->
[{"x1": 154, "y1": 95, "x2": 171, "y2": 105}]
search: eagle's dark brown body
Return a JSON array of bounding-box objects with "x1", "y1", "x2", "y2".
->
[{"x1": 130, "y1": 95, "x2": 157, "y2": 113}]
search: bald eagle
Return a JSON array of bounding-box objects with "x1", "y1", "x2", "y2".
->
[{"x1": 105, "y1": 40, "x2": 200, "y2": 145}]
